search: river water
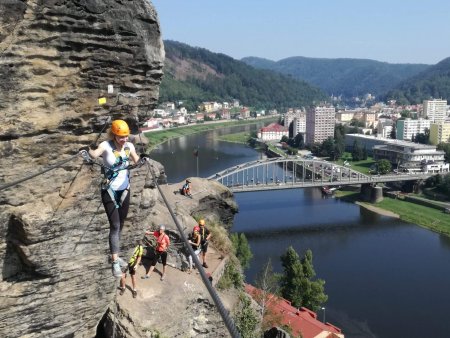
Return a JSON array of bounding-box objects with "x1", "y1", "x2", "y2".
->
[{"x1": 150, "y1": 125, "x2": 450, "y2": 338}]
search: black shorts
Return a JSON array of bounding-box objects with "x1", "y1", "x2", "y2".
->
[
  {"x1": 151, "y1": 251, "x2": 167, "y2": 266},
  {"x1": 201, "y1": 241, "x2": 208, "y2": 253},
  {"x1": 128, "y1": 263, "x2": 137, "y2": 276}
]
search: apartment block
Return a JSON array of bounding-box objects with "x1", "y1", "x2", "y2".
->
[
  {"x1": 423, "y1": 99, "x2": 447, "y2": 122},
  {"x1": 305, "y1": 106, "x2": 336, "y2": 145},
  {"x1": 396, "y1": 118, "x2": 431, "y2": 141},
  {"x1": 430, "y1": 121, "x2": 450, "y2": 145},
  {"x1": 292, "y1": 112, "x2": 306, "y2": 135}
]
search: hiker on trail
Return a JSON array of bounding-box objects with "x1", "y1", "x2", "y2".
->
[
  {"x1": 187, "y1": 226, "x2": 201, "y2": 274},
  {"x1": 180, "y1": 179, "x2": 192, "y2": 197},
  {"x1": 81, "y1": 119, "x2": 149, "y2": 278},
  {"x1": 142, "y1": 224, "x2": 170, "y2": 281},
  {"x1": 198, "y1": 219, "x2": 211, "y2": 268},
  {"x1": 119, "y1": 240, "x2": 144, "y2": 298}
]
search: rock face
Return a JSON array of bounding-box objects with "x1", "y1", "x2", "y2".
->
[{"x1": 0, "y1": 1, "x2": 165, "y2": 337}]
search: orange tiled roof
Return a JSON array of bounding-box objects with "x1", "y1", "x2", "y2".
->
[{"x1": 245, "y1": 284, "x2": 343, "y2": 338}]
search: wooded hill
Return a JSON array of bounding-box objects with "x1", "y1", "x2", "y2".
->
[
  {"x1": 241, "y1": 56, "x2": 429, "y2": 99},
  {"x1": 383, "y1": 57, "x2": 450, "y2": 104},
  {"x1": 159, "y1": 40, "x2": 327, "y2": 111}
]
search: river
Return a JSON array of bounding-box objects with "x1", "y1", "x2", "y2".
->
[{"x1": 150, "y1": 124, "x2": 450, "y2": 338}]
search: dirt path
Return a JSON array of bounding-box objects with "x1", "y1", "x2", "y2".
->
[{"x1": 114, "y1": 182, "x2": 238, "y2": 337}]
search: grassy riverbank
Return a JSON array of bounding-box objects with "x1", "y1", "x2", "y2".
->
[
  {"x1": 144, "y1": 117, "x2": 277, "y2": 149},
  {"x1": 217, "y1": 131, "x2": 253, "y2": 144},
  {"x1": 336, "y1": 189, "x2": 450, "y2": 236}
]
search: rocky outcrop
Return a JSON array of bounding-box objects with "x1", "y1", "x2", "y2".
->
[{"x1": 0, "y1": 1, "x2": 164, "y2": 337}]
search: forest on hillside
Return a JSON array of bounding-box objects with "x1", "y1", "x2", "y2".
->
[{"x1": 158, "y1": 40, "x2": 327, "y2": 111}]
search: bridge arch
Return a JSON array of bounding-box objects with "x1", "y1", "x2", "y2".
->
[{"x1": 207, "y1": 157, "x2": 433, "y2": 193}]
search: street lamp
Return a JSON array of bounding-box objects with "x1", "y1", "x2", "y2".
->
[{"x1": 321, "y1": 307, "x2": 326, "y2": 323}]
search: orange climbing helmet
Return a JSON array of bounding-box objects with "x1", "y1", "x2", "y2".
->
[
  {"x1": 198, "y1": 219, "x2": 205, "y2": 226},
  {"x1": 111, "y1": 119, "x2": 130, "y2": 136}
]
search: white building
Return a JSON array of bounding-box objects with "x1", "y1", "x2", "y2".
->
[
  {"x1": 377, "y1": 119, "x2": 394, "y2": 138},
  {"x1": 257, "y1": 123, "x2": 289, "y2": 141},
  {"x1": 396, "y1": 118, "x2": 431, "y2": 141},
  {"x1": 423, "y1": 99, "x2": 447, "y2": 122},
  {"x1": 292, "y1": 113, "x2": 306, "y2": 135}
]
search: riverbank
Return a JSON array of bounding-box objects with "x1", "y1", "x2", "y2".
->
[
  {"x1": 144, "y1": 116, "x2": 277, "y2": 149},
  {"x1": 337, "y1": 190, "x2": 450, "y2": 236}
]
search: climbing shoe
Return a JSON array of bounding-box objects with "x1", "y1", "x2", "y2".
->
[
  {"x1": 132, "y1": 290, "x2": 137, "y2": 298},
  {"x1": 112, "y1": 260, "x2": 123, "y2": 278},
  {"x1": 202, "y1": 263, "x2": 209, "y2": 268},
  {"x1": 119, "y1": 287, "x2": 125, "y2": 296}
]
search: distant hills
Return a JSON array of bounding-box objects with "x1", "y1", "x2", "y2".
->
[
  {"x1": 159, "y1": 40, "x2": 327, "y2": 111},
  {"x1": 241, "y1": 56, "x2": 429, "y2": 99},
  {"x1": 383, "y1": 57, "x2": 450, "y2": 104},
  {"x1": 160, "y1": 40, "x2": 450, "y2": 108}
]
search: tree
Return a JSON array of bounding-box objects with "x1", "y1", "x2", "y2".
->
[
  {"x1": 254, "y1": 259, "x2": 282, "y2": 331},
  {"x1": 300, "y1": 250, "x2": 328, "y2": 312},
  {"x1": 231, "y1": 233, "x2": 253, "y2": 269},
  {"x1": 437, "y1": 142, "x2": 450, "y2": 162},
  {"x1": 235, "y1": 293, "x2": 259, "y2": 338},
  {"x1": 280, "y1": 135, "x2": 289, "y2": 143},
  {"x1": 414, "y1": 129, "x2": 429, "y2": 144},
  {"x1": 352, "y1": 140, "x2": 364, "y2": 161},
  {"x1": 390, "y1": 123, "x2": 397, "y2": 139},
  {"x1": 377, "y1": 159, "x2": 392, "y2": 174},
  {"x1": 293, "y1": 133, "x2": 304, "y2": 149},
  {"x1": 279, "y1": 246, "x2": 327, "y2": 311},
  {"x1": 320, "y1": 137, "x2": 335, "y2": 158}
]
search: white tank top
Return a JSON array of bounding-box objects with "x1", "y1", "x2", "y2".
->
[{"x1": 100, "y1": 140, "x2": 135, "y2": 191}]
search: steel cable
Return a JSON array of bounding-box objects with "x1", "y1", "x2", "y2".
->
[{"x1": 136, "y1": 122, "x2": 241, "y2": 338}]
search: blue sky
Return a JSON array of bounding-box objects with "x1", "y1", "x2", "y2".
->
[{"x1": 151, "y1": 0, "x2": 450, "y2": 65}]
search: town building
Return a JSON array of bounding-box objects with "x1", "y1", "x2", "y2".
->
[
  {"x1": 293, "y1": 112, "x2": 306, "y2": 136},
  {"x1": 423, "y1": 99, "x2": 447, "y2": 122},
  {"x1": 396, "y1": 118, "x2": 431, "y2": 141},
  {"x1": 335, "y1": 110, "x2": 355, "y2": 123},
  {"x1": 245, "y1": 284, "x2": 344, "y2": 338},
  {"x1": 429, "y1": 121, "x2": 450, "y2": 145},
  {"x1": 345, "y1": 134, "x2": 448, "y2": 172},
  {"x1": 363, "y1": 111, "x2": 377, "y2": 128},
  {"x1": 240, "y1": 107, "x2": 250, "y2": 119},
  {"x1": 377, "y1": 119, "x2": 394, "y2": 139},
  {"x1": 305, "y1": 106, "x2": 336, "y2": 145},
  {"x1": 199, "y1": 101, "x2": 221, "y2": 112},
  {"x1": 257, "y1": 123, "x2": 289, "y2": 141}
]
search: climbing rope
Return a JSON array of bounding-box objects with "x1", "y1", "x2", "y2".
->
[
  {"x1": 136, "y1": 120, "x2": 242, "y2": 338},
  {"x1": 0, "y1": 154, "x2": 80, "y2": 192}
]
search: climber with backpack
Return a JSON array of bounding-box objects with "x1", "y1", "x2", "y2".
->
[{"x1": 80, "y1": 119, "x2": 150, "y2": 278}]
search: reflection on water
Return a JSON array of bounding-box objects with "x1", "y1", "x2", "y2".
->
[{"x1": 234, "y1": 189, "x2": 450, "y2": 338}]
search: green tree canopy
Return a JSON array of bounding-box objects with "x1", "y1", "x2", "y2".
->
[
  {"x1": 279, "y1": 246, "x2": 328, "y2": 311},
  {"x1": 377, "y1": 159, "x2": 392, "y2": 174},
  {"x1": 231, "y1": 233, "x2": 253, "y2": 269}
]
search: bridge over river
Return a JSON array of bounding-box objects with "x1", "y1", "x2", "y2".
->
[{"x1": 207, "y1": 157, "x2": 434, "y2": 192}]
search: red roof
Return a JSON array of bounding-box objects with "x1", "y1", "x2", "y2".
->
[
  {"x1": 245, "y1": 284, "x2": 343, "y2": 338},
  {"x1": 260, "y1": 123, "x2": 288, "y2": 132}
]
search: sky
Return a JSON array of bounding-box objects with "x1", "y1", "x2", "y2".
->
[{"x1": 151, "y1": 0, "x2": 450, "y2": 65}]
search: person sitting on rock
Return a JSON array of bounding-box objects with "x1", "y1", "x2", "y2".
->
[
  {"x1": 142, "y1": 224, "x2": 170, "y2": 281},
  {"x1": 180, "y1": 179, "x2": 192, "y2": 197},
  {"x1": 119, "y1": 239, "x2": 143, "y2": 298}
]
